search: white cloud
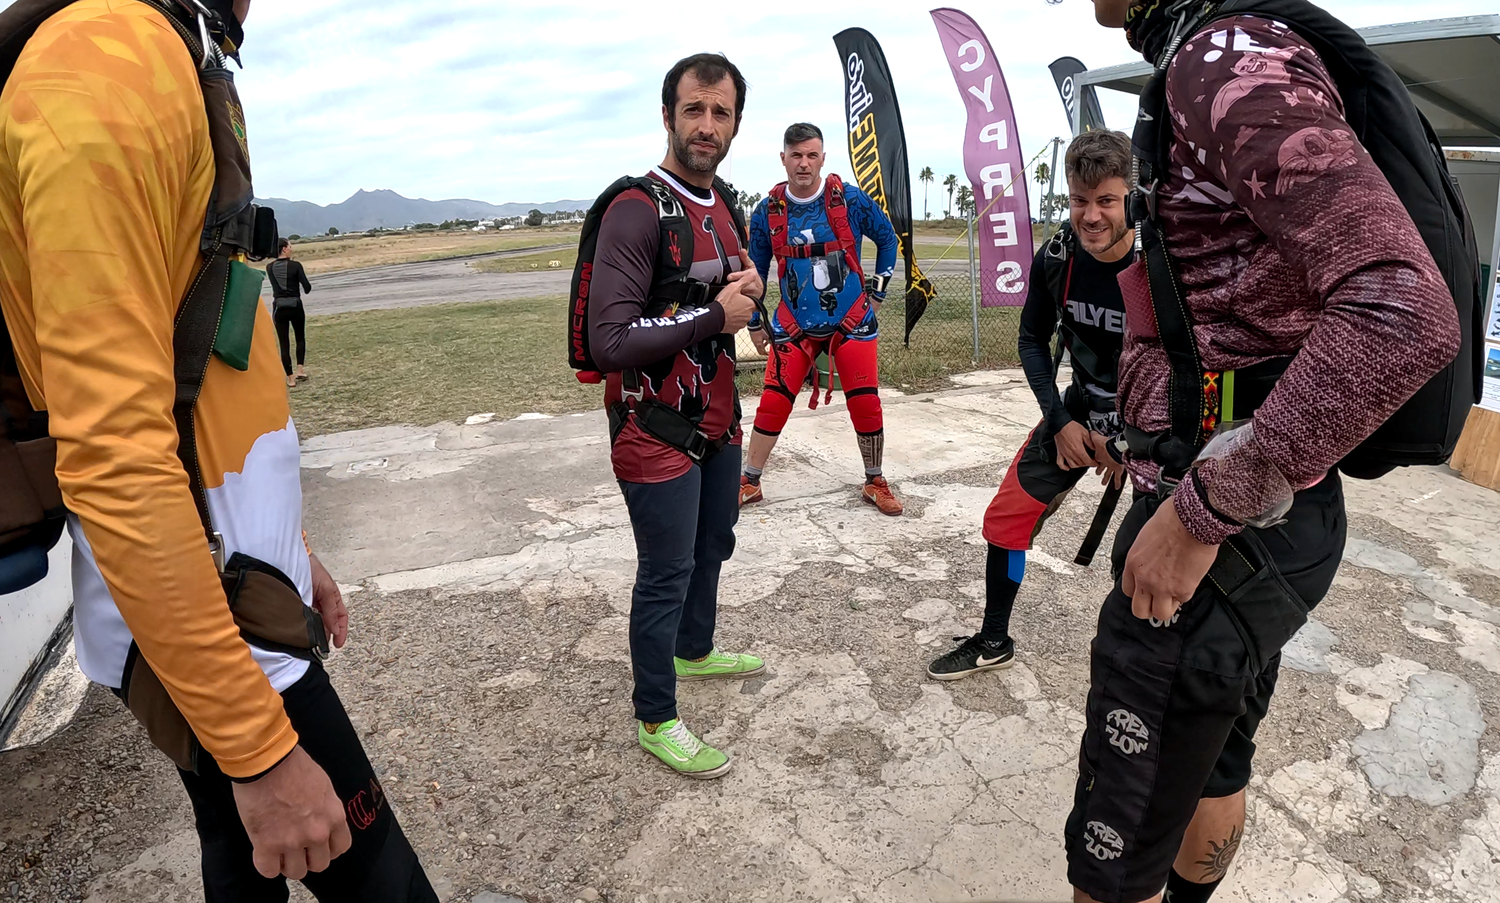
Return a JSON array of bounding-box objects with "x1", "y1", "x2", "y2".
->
[{"x1": 231, "y1": 0, "x2": 1495, "y2": 208}]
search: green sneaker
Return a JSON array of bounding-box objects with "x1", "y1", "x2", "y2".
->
[
  {"x1": 674, "y1": 648, "x2": 767, "y2": 681},
  {"x1": 638, "y1": 719, "x2": 732, "y2": 779}
]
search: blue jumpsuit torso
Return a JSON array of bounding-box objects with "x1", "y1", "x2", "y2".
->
[{"x1": 749, "y1": 178, "x2": 900, "y2": 342}]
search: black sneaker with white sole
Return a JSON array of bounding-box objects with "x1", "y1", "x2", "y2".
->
[{"x1": 926, "y1": 635, "x2": 1015, "y2": 681}]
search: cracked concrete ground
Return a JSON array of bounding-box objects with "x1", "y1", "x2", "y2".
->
[{"x1": 3, "y1": 370, "x2": 1500, "y2": 902}]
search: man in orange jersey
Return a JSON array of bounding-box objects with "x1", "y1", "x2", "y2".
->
[{"x1": 0, "y1": 1, "x2": 435, "y2": 899}]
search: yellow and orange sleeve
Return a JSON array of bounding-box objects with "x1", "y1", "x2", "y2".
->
[{"x1": 0, "y1": 1, "x2": 296, "y2": 777}]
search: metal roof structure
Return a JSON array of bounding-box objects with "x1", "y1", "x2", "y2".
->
[{"x1": 1073, "y1": 14, "x2": 1500, "y2": 147}]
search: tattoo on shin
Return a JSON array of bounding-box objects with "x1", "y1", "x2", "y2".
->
[
  {"x1": 857, "y1": 430, "x2": 884, "y2": 472},
  {"x1": 1196, "y1": 825, "x2": 1243, "y2": 881}
]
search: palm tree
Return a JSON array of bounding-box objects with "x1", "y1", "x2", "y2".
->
[
  {"x1": 1034, "y1": 162, "x2": 1051, "y2": 200},
  {"x1": 956, "y1": 185, "x2": 974, "y2": 218},
  {"x1": 943, "y1": 173, "x2": 958, "y2": 218},
  {"x1": 735, "y1": 190, "x2": 764, "y2": 218},
  {"x1": 919, "y1": 167, "x2": 935, "y2": 221},
  {"x1": 1045, "y1": 193, "x2": 1069, "y2": 222}
]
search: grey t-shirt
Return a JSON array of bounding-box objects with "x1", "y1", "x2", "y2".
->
[{"x1": 267, "y1": 258, "x2": 311, "y2": 300}]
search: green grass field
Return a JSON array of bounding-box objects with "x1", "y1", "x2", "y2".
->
[
  {"x1": 470, "y1": 248, "x2": 580, "y2": 275},
  {"x1": 279, "y1": 212, "x2": 1040, "y2": 435},
  {"x1": 290, "y1": 226, "x2": 583, "y2": 275},
  {"x1": 288, "y1": 287, "x2": 1022, "y2": 437},
  {"x1": 288, "y1": 297, "x2": 596, "y2": 436}
]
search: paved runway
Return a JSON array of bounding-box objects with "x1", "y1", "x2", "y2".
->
[
  {"x1": 261, "y1": 243, "x2": 575, "y2": 315},
  {"x1": 260, "y1": 240, "x2": 988, "y2": 317}
]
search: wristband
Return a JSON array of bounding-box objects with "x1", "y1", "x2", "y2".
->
[
  {"x1": 1189, "y1": 468, "x2": 1236, "y2": 528},
  {"x1": 228, "y1": 746, "x2": 295, "y2": 784},
  {"x1": 1191, "y1": 420, "x2": 1293, "y2": 529}
]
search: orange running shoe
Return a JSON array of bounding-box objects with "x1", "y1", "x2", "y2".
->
[
  {"x1": 739, "y1": 475, "x2": 764, "y2": 506},
  {"x1": 862, "y1": 476, "x2": 903, "y2": 516}
]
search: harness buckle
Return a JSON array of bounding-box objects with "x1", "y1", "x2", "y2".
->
[
  {"x1": 179, "y1": 0, "x2": 228, "y2": 70},
  {"x1": 647, "y1": 182, "x2": 683, "y2": 220},
  {"x1": 208, "y1": 531, "x2": 226, "y2": 572},
  {"x1": 685, "y1": 282, "x2": 712, "y2": 308},
  {"x1": 1044, "y1": 232, "x2": 1069, "y2": 263},
  {"x1": 1155, "y1": 467, "x2": 1182, "y2": 500},
  {"x1": 680, "y1": 431, "x2": 709, "y2": 463},
  {"x1": 621, "y1": 370, "x2": 644, "y2": 404}
]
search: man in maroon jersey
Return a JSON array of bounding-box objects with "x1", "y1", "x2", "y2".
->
[
  {"x1": 586, "y1": 53, "x2": 765, "y2": 779},
  {"x1": 1061, "y1": 2, "x2": 1461, "y2": 902}
]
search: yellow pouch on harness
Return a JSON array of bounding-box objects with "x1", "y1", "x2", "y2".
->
[{"x1": 212, "y1": 260, "x2": 263, "y2": 372}]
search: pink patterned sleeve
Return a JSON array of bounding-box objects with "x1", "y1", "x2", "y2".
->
[{"x1": 1167, "y1": 18, "x2": 1459, "y2": 545}]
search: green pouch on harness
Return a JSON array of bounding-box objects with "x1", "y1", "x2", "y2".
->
[{"x1": 212, "y1": 259, "x2": 263, "y2": 372}]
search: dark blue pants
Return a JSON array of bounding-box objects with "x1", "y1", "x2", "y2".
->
[{"x1": 619, "y1": 445, "x2": 741, "y2": 723}]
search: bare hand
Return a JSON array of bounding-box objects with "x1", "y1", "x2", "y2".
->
[
  {"x1": 1054, "y1": 421, "x2": 1095, "y2": 471},
  {"x1": 233, "y1": 746, "x2": 352, "y2": 880},
  {"x1": 717, "y1": 282, "x2": 756, "y2": 333},
  {"x1": 309, "y1": 553, "x2": 348, "y2": 649},
  {"x1": 751, "y1": 329, "x2": 770, "y2": 355},
  {"x1": 1085, "y1": 431, "x2": 1126, "y2": 490},
  {"x1": 727, "y1": 250, "x2": 765, "y2": 301},
  {"x1": 1120, "y1": 500, "x2": 1219, "y2": 625}
]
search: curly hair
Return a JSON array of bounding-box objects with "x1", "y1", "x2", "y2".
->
[{"x1": 1065, "y1": 129, "x2": 1132, "y2": 189}]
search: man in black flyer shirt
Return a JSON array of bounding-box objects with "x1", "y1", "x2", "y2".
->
[{"x1": 928, "y1": 130, "x2": 1134, "y2": 680}]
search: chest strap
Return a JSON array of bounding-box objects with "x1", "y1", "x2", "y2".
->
[
  {"x1": 1124, "y1": 356, "x2": 1294, "y2": 488},
  {"x1": 767, "y1": 176, "x2": 860, "y2": 262},
  {"x1": 609, "y1": 368, "x2": 736, "y2": 465}
]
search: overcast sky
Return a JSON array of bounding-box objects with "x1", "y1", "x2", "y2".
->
[{"x1": 228, "y1": 0, "x2": 1496, "y2": 209}]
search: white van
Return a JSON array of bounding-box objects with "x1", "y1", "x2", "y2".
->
[{"x1": 1, "y1": 535, "x2": 84, "y2": 751}]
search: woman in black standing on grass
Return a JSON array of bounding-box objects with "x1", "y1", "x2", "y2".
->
[{"x1": 268, "y1": 237, "x2": 313, "y2": 388}]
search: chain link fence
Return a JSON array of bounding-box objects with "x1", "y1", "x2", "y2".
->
[{"x1": 737, "y1": 219, "x2": 1040, "y2": 394}]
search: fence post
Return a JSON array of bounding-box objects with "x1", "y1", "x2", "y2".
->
[
  {"x1": 967, "y1": 204, "x2": 980, "y2": 363},
  {"x1": 1043, "y1": 136, "x2": 1062, "y2": 236}
]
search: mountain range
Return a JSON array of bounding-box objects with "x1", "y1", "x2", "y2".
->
[{"x1": 255, "y1": 188, "x2": 596, "y2": 237}]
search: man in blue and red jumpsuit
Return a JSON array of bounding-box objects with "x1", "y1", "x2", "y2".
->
[{"x1": 741, "y1": 122, "x2": 903, "y2": 514}]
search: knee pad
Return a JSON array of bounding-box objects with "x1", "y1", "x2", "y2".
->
[
  {"x1": 753, "y1": 387, "x2": 795, "y2": 435},
  {"x1": 844, "y1": 386, "x2": 883, "y2": 434}
]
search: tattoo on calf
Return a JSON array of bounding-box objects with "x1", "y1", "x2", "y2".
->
[
  {"x1": 1196, "y1": 825, "x2": 1243, "y2": 881},
  {"x1": 857, "y1": 430, "x2": 884, "y2": 472}
]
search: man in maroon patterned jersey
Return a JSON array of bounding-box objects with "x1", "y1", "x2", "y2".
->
[
  {"x1": 586, "y1": 53, "x2": 766, "y2": 779},
  {"x1": 1062, "y1": 2, "x2": 1462, "y2": 902}
]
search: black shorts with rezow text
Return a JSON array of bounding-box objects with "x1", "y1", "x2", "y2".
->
[{"x1": 1064, "y1": 473, "x2": 1346, "y2": 903}]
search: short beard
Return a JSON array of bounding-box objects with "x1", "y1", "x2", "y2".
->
[
  {"x1": 1079, "y1": 220, "x2": 1129, "y2": 256},
  {"x1": 670, "y1": 128, "x2": 728, "y2": 174}
]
